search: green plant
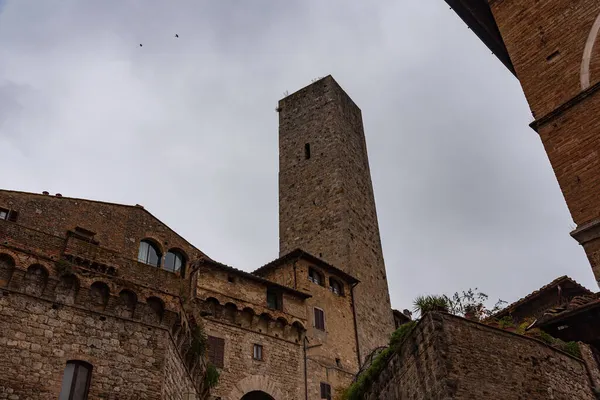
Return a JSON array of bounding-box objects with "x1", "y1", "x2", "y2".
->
[
  {"x1": 390, "y1": 321, "x2": 417, "y2": 350},
  {"x1": 562, "y1": 341, "x2": 581, "y2": 358},
  {"x1": 413, "y1": 295, "x2": 451, "y2": 316},
  {"x1": 498, "y1": 316, "x2": 514, "y2": 329},
  {"x1": 203, "y1": 363, "x2": 220, "y2": 388},
  {"x1": 189, "y1": 324, "x2": 208, "y2": 357}
]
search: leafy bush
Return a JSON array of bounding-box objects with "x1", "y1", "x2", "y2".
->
[
  {"x1": 189, "y1": 324, "x2": 208, "y2": 357},
  {"x1": 413, "y1": 295, "x2": 450, "y2": 315},
  {"x1": 204, "y1": 363, "x2": 220, "y2": 388}
]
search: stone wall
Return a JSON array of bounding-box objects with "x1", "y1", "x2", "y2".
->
[
  {"x1": 364, "y1": 313, "x2": 597, "y2": 400},
  {"x1": 278, "y1": 76, "x2": 394, "y2": 361},
  {"x1": 0, "y1": 289, "x2": 196, "y2": 399},
  {"x1": 203, "y1": 316, "x2": 304, "y2": 400}
]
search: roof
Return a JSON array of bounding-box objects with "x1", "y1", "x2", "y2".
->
[
  {"x1": 252, "y1": 248, "x2": 359, "y2": 285},
  {"x1": 536, "y1": 293, "x2": 600, "y2": 326},
  {"x1": 393, "y1": 309, "x2": 412, "y2": 323},
  {"x1": 0, "y1": 188, "x2": 208, "y2": 259},
  {"x1": 195, "y1": 258, "x2": 312, "y2": 299},
  {"x1": 493, "y1": 276, "x2": 593, "y2": 319},
  {"x1": 444, "y1": 0, "x2": 515, "y2": 76}
]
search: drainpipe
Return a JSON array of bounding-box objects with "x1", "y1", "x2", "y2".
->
[
  {"x1": 350, "y1": 282, "x2": 361, "y2": 368},
  {"x1": 303, "y1": 336, "x2": 309, "y2": 400}
]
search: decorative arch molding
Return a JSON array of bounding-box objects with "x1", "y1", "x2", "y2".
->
[
  {"x1": 581, "y1": 11, "x2": 600, "y2": 90},
  {"x1": 226, "y1": 375, "x2": 288, "y2": 400}
]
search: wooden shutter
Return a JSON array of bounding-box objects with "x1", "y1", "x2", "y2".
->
[
  {"x1": 320, "y1": 382, "x2": 331, "y2": 400},
  {"x1": 314, "y1": 308, "x2": 325, "y2": 330},
  {"x1": 207, "y1": 336, "x2": 225, "y2": 368}
]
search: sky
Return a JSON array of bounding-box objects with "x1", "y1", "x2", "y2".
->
[{"x1": 0, "y1": 0, "x2": 596, "y2": 311}]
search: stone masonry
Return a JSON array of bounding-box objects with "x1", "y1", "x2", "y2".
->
[
  {"x1": 365, "y1": 313, "x2": 599, "y2": 400},
  {"x1": 278, "y1": 76, "x2": 395, "y2": 363}
]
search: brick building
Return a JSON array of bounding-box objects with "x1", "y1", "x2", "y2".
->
[
  {"x1": 0, "y1": 76, "x2": 396, "y2": 400},
  {"x1": 444, "y1": 0, "x2": 600, "y2": 285}
]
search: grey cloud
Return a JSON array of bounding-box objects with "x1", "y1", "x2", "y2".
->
[{"x1": 0, "y1": 0, "x2": 594, "y2": 312}]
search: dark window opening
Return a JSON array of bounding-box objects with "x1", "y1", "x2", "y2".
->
[
  {"x1": 137, "y1": 240, "x2": 162, "y2": 267},
  {"x1": 329, "y1": 278, "x2": 344, "y2": 296},
  {"x1": 207, "y1": 336, "x2": 225, "y2": 368},
  {"x1": 320, "y1": 382, "x2": 331, "y2": 400},
  {"x1": 314, "y1": 308, "x2": 325, "y2": 331},
  {"x1": 308, "y1": 267, "x2": 324, "y2": 286},
  {"x1": 227, "y1": 275, "x2": 235, "y2": 283},
  {"x1": 267, "y1": 288, "x2": 282, "y2": 311},
  {"x1": 59, "y1": 360, "x2": 93, "y2": 400},
  {"x1": 0, "y1": 208, "x2": 18, "y2": 222},
  {"x1": 253, "y1": 344, "x2": 263, "y2": 361},
  {"x1": 335, "y1": 358, "x2": 341, "y2": 368},
  {"x1": 164, "y1": 250, "x2": 185, "y2": 274},
  {"x1": 305, "y1": 143, "x2": 311, "y2": 160}
]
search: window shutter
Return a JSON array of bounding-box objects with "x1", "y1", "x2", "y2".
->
[
  {"x1": 314, "y1": 308, "x2": 325, "y2": 330},
  {"x1": 320, "y1": 382, "x2": 331, "y2": 400},
  {"x1": 207, "y1": 336, "x2": 225, "y2": 368},
  {"x1": 7, "y1": 211, "x2": 18, "y2": 222}
]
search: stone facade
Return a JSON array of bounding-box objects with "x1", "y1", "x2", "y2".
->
[
  {"x1": 277, "y1": 76, "x2": 395, "y2": 362},
  {"x1": 365, "y1": 313, "x2": 599, "y2": 400},
  {"x1": 479, "y1": 0, "x2": 600, "y2": 284}
]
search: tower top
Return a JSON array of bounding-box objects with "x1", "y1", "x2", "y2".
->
[{"x1": 278, "y1": 75, "x2": 361, "y2": 112}]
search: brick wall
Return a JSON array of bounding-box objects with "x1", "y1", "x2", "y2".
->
[
  {"x1": 278, "y1": 76, "x2": 394, "y2": 361},
  {"x1": 489, "y1": 0, "x2": 600, "y2": 283},
  {"x1": 364, "y1": 313, "x2": 597, "y2": 400}
]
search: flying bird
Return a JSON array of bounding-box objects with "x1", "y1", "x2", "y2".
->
[
  {"x1": 139, "y1": 44, "x2": 143, "y2": 47},
  {"x1": 175, "y1": 34, "x2": 179, "y2": 38}
]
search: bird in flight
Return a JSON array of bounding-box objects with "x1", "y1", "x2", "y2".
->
[
  {"x1": 139, "y1": 44, "x2": 143, "y2": 47},
  {"x1": 175, "y1": 34, "x2": 179, "y2": 38}
]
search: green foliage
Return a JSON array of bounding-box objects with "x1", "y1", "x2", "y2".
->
[
  {"x1": 498, "y1": 316, "x2": 514, "y2": 329},
  {"x1": 204, "y1": 363, "x2": 220, "y2": 388},
  {"x1": 562, "y1": 341, "x2": 581, "y2": 359},
  {"x1": 189, "y1": 324, "x2": 208, "y2": 357},
  {"x1": 341, "y1": 322, "x2": 417, "y2": 400},
  {"x1": 413, "y1": 295, "x2": 451, "y2": 315}
]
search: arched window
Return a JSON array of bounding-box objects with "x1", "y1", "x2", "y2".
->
[
  {"x1": 138, "y1": 240, "x2": 161, "y2": 267},
  {"x1": 164, "y1": 249, "x2": 185, "y2": 274},
  {"x1": 308, "y1": 267, "x2": 324, "y2": 286},
  {"x1": 329, "y1": 278, "x2": 344, "y2": 296},
  {"x1": 59, "y1": 360, "x2": 93, "y2": 400}
]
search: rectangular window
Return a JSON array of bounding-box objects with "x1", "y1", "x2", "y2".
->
[
  {"x1": 59, "y1": 360, "x2": 93, "y2": 400},
  {"x1": 253, "y1": 344, "x2": 263, "y2": 360},
  {"x1": 267, "y1": 288, "x2": 282, "y2": 311},
  {"x1": 0, "y1": 208, "x2": 17, "y2": 222},
  {"x1": 207, "y1": 335, "x2": 225, "y2": 368},
  {"x1": 305, "y1": 143, "x2": 311, "y2": 159},
  {"x1": 320, "y1": 382, "x2": 331, "y2": 400},
  {"x1": 314, "y1": 307, "x2": 325, "y2": 331}
]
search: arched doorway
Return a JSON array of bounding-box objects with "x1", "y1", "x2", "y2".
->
[{"x1": 241, "y1": 391, "x2": 275, "y2": 400}]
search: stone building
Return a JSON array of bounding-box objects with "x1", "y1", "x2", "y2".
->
[
  {"x1": 444, "y1": 0, "x2": 600, "y2": 285},
  {"x1": 0, "y1": 76, "x2": 397, "y2": 399}
]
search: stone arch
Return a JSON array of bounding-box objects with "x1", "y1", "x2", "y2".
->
[
  {"x1": 240, "y1": 307, "x2": 256, "y2": 328},
  {"x1": 203, "y1": 297, "x2": 221, "y2": 318},
  {"x1": 224, "y1": 302, "x2": 238, "y2": 323},
  {"x1": 257, "y1": 313, "x2": 272, "y2": 334},
  {"x1": 115, "y1": 289, "x2": 137, "y2": 318},
  {"x1": 90, "y1": 281, "x2": 110, "y2": 310},
  {"x1": 581, "y1": 11, "x2": 600, "y2": 90},
  {"x1": 143, "y1": 296, "x2": 165, "y2": 324},
  {"x1": 0, "y1": 253, "x2": 15, "y2": 287},
  {"x1": 24, "y1": 264, "x2": 49, "y2": 296},
  {"x1": 226, "y1": 375, "x2": 287, "y2": 400},
  {"x1": 55, "y1": 274, "x2": 79, "y2": 304},
  {"x1": 241, "y1": 391, "x2": 275, "y2": 400}
]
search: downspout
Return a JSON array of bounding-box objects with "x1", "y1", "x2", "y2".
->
[
  {"x1": 303, "y1": 336, "x2": 309, "y2": 400},
  {"x1": 350, "y1": 282, "x2": 362, "y2": 368}
]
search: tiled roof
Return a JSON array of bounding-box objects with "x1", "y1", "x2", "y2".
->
[
  {"x1": 252, "y1": 248, "x2": 359, "y2": 285},
  {"x1": 536, "y1": 293, "x2": 600, "y2": 326},
  {"x1": 493, "y1": 276, "x2": 593, "y2": 319},
  {"x1": 194, "y1": 258, "x2": 312, "y2": 299}
]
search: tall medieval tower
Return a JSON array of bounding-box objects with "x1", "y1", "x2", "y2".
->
[{"x1": 277, "y1": 75, "x2": 394, "y2": 361}]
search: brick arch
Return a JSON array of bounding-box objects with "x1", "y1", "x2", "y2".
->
[
  {"x1": 24, "y1": 264, "x2": 49, "y2": 296},
  {"x1": 55, "y1": 274, "x2": 79, "y2": 305},
  {"x1": 581, "y1": 11, "x2": 600, "y2": 90},
  {"x1": 226, "y1": 375, "x2": 288, "y2": 400}
]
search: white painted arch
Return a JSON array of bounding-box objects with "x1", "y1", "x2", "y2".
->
[{"x1": 581, "y1": 11, "x2": 600, "y2": 90}]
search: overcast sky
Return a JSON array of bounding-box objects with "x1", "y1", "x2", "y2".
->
[{"x1": 0, "y1": 0, "x2": 596, "y2": 311}]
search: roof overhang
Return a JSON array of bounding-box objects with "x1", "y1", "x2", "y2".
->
[{"x1": 444, "y1": 0, "x2": 516, "y2": 76}]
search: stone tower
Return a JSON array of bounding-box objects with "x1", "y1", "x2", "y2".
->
[{"x1": 277, "y1": 75, "x2": 394, "y2": 361}]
